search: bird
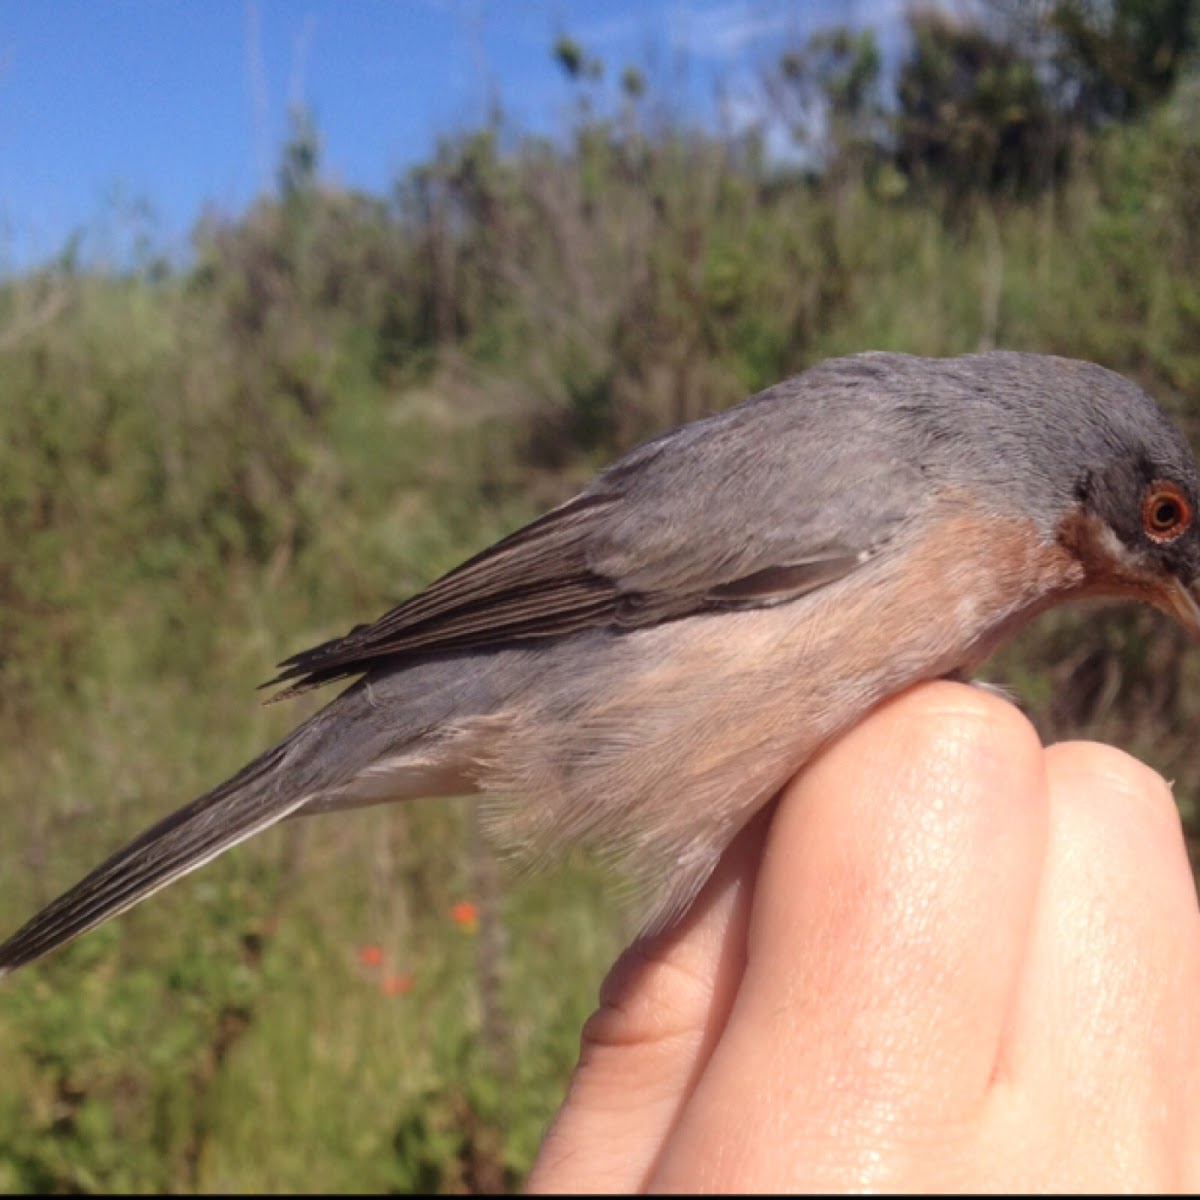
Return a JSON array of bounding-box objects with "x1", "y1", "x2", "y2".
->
[{"x1": 3, "y1": 349, "x2": 1199, "y2": 977}]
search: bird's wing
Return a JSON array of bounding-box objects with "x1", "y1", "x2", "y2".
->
[{"x1": 270, "y1": 382, "x2": 924, "y2": 695}]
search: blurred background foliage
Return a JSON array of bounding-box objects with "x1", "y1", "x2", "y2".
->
[{"x1": 3, "y1": 0, "x2": 1200, "y2": 1191}]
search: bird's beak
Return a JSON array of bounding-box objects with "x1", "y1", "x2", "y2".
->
[{"x1": 1166, "y1": 577, "x2": 1200, "y2": 637}]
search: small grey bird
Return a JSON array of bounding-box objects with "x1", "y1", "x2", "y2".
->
[{"x1": 3, "y1": 350, "x2": 1200, "y2": 976}]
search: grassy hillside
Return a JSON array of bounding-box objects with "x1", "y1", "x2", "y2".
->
[{"x1": 2, "y1": 39, "x2": 1200, "y2": 1193}]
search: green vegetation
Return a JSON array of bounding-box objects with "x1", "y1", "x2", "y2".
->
[{"x1": 3, "y1": 3, "x2": 1200, "y2": 1190}]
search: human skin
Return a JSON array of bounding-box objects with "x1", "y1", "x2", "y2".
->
[{"x1": 527, "y1": 681, "x2": 1200, "y2": 1192}]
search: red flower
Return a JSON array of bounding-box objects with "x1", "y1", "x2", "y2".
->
[
  {"x1": 383, "y1": 973, "x2": 414, "y2": 996},
  {"x1": 450, "y1": 901, "x2": 479, "y2": 932},
  {"x1": 358, "y1": 944, "x2": 385, "y2": 968}
]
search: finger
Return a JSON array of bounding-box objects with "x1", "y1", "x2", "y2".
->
[
  {"x1": 992, "y1": 742, "x2": 1200, "y2": 1191},
  {"x1": 527, "y1": 802, "x2": 770, "y2": 1193},
  {"x1": 652, "y1": 681, "x2": 1051, "y2": 1191}
]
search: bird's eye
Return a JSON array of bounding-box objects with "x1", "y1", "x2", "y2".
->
[{"x1": 1142, "y1": 481, "x2": 1192, "y2": 543}]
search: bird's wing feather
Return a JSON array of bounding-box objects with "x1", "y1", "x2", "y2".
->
[{"x1": 270, "y1": 381, "x2": 925, "y2": 695}]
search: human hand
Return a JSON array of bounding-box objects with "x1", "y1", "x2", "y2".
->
[{"x1": 528, "y1": 681, "x2": 1200, "y2": 1192}]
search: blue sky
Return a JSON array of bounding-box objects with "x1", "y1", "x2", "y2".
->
[{"x1": 0, "y1": 1, "x2": 906, "y2": 270}]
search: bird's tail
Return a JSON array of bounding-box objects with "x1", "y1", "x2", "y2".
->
[
  {"x1": 0, "y1": 728, "x2": 323, "y2": 977},
  {"x1": 0, "y1": 652, "x2": 515, "y2": 978}
]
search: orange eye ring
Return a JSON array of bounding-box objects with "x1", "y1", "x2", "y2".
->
[{"x1": 1142, "y1": 481, "x2": 1192, "y2": 543}]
